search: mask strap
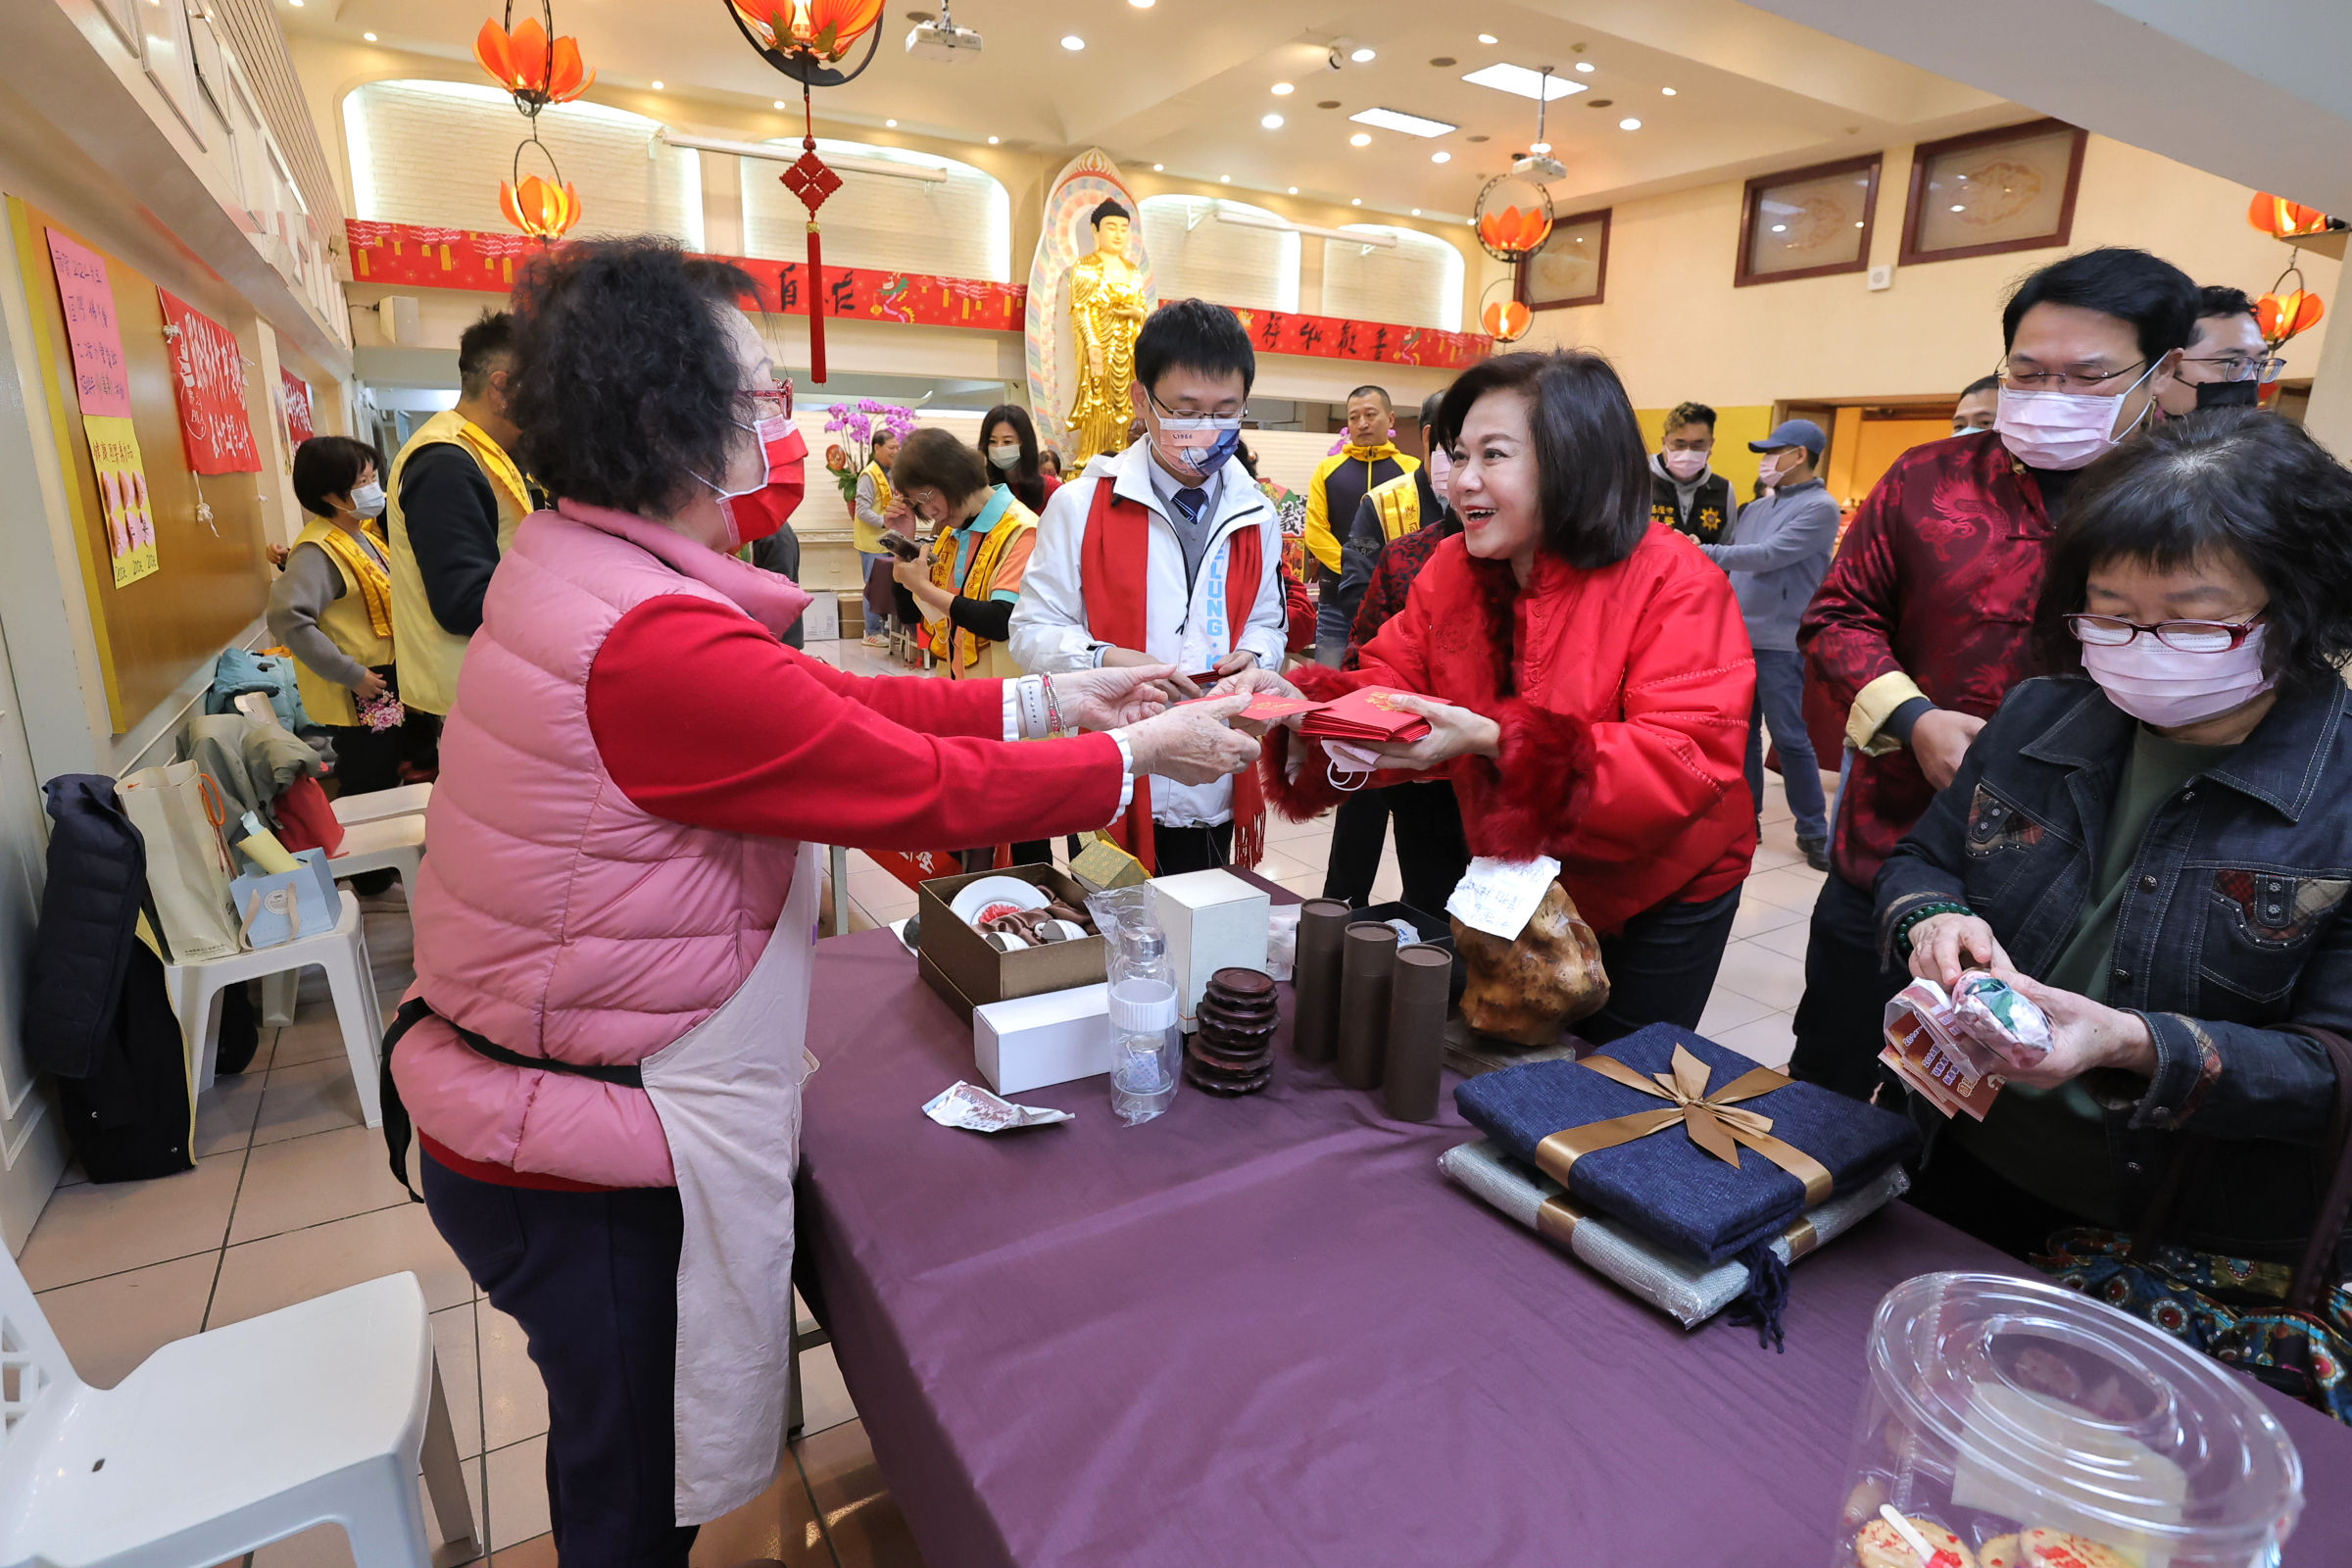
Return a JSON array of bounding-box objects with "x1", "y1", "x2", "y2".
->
[{"x1": 1326, "y1": 763, "x2": 1371, "y2": 793}]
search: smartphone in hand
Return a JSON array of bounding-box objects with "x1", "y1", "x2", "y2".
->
[{"x1": 882, "y1": 532, "x2": 923, "y2": 563}]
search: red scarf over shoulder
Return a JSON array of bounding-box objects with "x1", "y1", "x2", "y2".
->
[{"x1": 1080, "y1": 478, "x2": 1265, "y2": 871}]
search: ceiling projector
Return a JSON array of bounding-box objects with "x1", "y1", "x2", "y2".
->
[
  {"x1": 906, "y1": 17, "x2": 984, "y2": 62},
  {"x1": 1512, "y1": 150, "x2": 1566, "y2": 181}
]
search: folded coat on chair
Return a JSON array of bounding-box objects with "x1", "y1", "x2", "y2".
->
[{"x1": 1453, "y1": 1024, "x2": 1918, "y2": 1265}]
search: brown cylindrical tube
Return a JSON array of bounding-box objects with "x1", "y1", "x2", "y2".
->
[
  {"x1": 1292, "y1": 899, "x2": 1350, "y2": 1063},
  {"x1": 1335, "y1": 921, "x2": 1398, "y2": 1090},
  {"x1": 1383, "y1": 945, "x2": 1452, "y2": 1121}
]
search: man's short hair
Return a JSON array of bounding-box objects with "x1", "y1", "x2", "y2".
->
[
  {"x1": 2001, "y1": 248, "x2": 2200, "y2": 365},
  {"x1": 458, "y1": 311, "x2": 516, "y2": 397},
  {"x1": 1961, "y1": 374, "x2": 2001, "y2": 399},
  {"x1": 1135, "y1": 297, "x2": 1255, "y2": 398},
  {"x1": 2197, "y1": 284, "x2": 2258, "y2": 323},
  {"x1": 1347, "y1": 385, "x2": 1393, "y2": 409},
  {"x1": 1420, "y1": 391, "x2": 1446, "y2": 430},
  {"x1": 1665, "y1": 401, "x2": 1717, "y2": 434}
]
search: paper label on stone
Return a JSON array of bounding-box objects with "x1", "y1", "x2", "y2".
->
[
  {"x1": 922, "y1": 1080, "x2": 1074, "y2": 1133},
  {"x1": 1445, "y1": 856, "x2": 1562, "y2": 941}
]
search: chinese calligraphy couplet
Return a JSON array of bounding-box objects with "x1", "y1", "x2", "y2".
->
[
  {"x1": 159, "y1": 289, "x2": 261, "y2": 474},
  {"x1": 46, "y1": 229, "x2": 157, "y2": 586}
]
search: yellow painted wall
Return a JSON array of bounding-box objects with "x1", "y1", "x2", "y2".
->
[
  {"x1": 1636, "y1": 405, "x2": 1777, "y2": 495},
  {"x1": 1533, "y1": 134, "x2": 2336, "y2": 416}
]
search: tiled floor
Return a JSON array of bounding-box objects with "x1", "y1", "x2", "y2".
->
[{"x1": 24, "y1": 638, "x2": 1825, "y2": 1566}]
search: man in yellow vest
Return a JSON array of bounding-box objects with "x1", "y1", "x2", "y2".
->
[
  {"x1": 387, "y1": 312, "x2": 533, "y2": 722},
  {"x1": 1302, "y1": 384, "x2": 1416, "y2": 665}
]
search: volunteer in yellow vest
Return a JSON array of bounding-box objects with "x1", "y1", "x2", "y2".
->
[
  {"x1": 1303, "y1": 383, "x2": 1417, "y2": 664},
  {"x1": 268, "y1": 436, "x2": 433, "y2": 804},
  {"x1": 852, "y1": 428, "x2": 902, "y2": 648},
  {"x1": 387, "y1": 312, "x2": 533, "y2": 717},
  {"x1": 890, "y1": 427, "x2": 1038, "y2": 682},
  {"x1": 1318, "y1": 389, "x2": 1452, "y2": 653}
]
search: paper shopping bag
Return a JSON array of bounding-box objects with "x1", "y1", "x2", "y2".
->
[{"x1": 117, "y1": 761, "x2": 240, "y2": 961}]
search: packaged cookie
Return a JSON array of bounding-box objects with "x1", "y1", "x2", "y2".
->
[
  {"x1": 2017, "y1": 1529, "x2": 2136, "y2": 1568},
  {"x1": 1854, "y1": 1514, "x2": 1975, "y2": 1568},
  {"x1": 1976, "y1": 1534, "x2": 2023, "y2": 1568}
]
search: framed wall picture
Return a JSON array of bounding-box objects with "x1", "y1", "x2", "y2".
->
[
  {"x1": 1899, "y1": 119, "x2": 2088, "y2": 267},
  {"x1": 1516, "y1": 208, "x2": 1610, "y2": 311},
  {"x1": 1735, "y1": 154, "x2": 1882, "y2": 287}
]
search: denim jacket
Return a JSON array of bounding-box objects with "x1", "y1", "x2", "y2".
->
[{"x1": 1878, "y1": 673, "x2": 2352, "y2": 1261}]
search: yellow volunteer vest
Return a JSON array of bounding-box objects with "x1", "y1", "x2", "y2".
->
[
  {"x1": 919, "y1": 497, "x2": 1036, "y2": 681},
  {"x1": 853, "y1": 461, "x2": 895, "y2": 554},
  {"x1": 290, "y1": 520, "x2": 396, "y2": 728},
  {"x1": 1365, "y1": 471, "x2": 1424, "y2": 543},
  {"x1": 387, "y1": 410, "x2": 532, "y2": 715}
]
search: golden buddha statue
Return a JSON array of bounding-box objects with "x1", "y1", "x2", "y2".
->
[{"x1": 1066, "y1": 201, "x2": 1150, "y2": 466}]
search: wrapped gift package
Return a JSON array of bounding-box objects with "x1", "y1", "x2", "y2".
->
[
  {"x1": 1150, "y1": 869, "x2": 1270, "y2": 1033},
  {"x1": 974, "y1": 983, "x2": 1112, "y2": 1096}
]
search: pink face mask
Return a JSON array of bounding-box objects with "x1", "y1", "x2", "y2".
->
[
  {"x1": 1661, "y1": 449, "x2": 1708, "y2": 481},
  {"x1": 2081, "y1": 624, "x2": 2274, "y2": 728}
]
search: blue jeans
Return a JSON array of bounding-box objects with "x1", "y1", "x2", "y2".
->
[
  {"x1": 858, "y1": 550, "x2": 889, "y2": 636},
  {"x1": 1746, "y1": 648, "x2": 1828, "y2": 842}
]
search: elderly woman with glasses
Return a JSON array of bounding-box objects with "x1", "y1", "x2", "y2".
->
[{"x1": 1879, "y1": 410, "x2": 2352, "y2": 1273}]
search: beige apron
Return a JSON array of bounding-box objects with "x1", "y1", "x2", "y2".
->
[{"x1": 638, "y1": 841, "x2": 820, "y2": 1524}]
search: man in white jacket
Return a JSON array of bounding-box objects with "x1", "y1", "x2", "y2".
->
[{"x1": 1012, "y1": 298, "x2": 1287, "y2": 874}]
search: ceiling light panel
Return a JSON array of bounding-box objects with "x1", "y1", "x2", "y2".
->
[
  {"x1": 1462, "y1": 63, "x2": 1587, "y2": 101},
  {"x1": 1348, "y1": 106, "x2": 1457, "y2": 138}
]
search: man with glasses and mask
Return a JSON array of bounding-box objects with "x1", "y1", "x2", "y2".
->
[
  {"x1": 2154, "y1": 286, "x2": 2282, "y2": 416},
  {"x1": 1789, "y1": 246, "x2": 2199, "y2": 1100},
  {"x1": 1013, "y1": 297, "x2": 1287, "y2": 874}
]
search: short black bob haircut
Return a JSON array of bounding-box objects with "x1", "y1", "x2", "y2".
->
[
  {"x1": 506, "y1": 237, "x2": 763, "y2": 518},
  {"x1": 979, "y1": 403, "x2": 1047, "y2": 511},
  {"x1": 1134, "y1": 297, "x2": 1254, "y2": 399},
  {"x1": 2034, "y1": 408, "x2": 2352, "y2": 693},
  {"x1": 1960, "y1": 374, "x2": 2000, "y2": 399},
  {"x1": 1090, "y1": 200, "x2": 1131, "y2": 229},
  {"x1": 457, "y1": 311, "x2": 516, "y2": 397},
  {"x1": 2000, "y1": 247, "x2": 2199, "y2": 367},
  {"x1": 1665, "y1": 400, "x2": 1717, "y2": 433},
  {"x1": 891, "y1": 426, "x2": 992, "y2": 508},
  {"x1": 292, "y1": 435, "x2": 382, "y2": 518},
  {"x1": 2197, "y1": 284, "x2": 2258, "y2": 323},
  {"x1": 1430, "y1": 349, "x2": 1649, "y2": 571}
]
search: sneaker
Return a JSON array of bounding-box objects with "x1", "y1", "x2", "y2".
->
[
  {"x1": 861, "y1": 633, "x2": 889, "y2": 648},
  {"x1": 1798, "y1": 835, "x2": 1832, "y2": 873}
]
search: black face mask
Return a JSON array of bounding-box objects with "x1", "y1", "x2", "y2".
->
[{"x1": 2196, "y1": 379, "x2": 2261, "y2": 410}]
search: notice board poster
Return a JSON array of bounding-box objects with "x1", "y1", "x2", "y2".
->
[
  {"x1": 281, "y1": 368, "x2": 314, "y2": 447},
  {"x1": 46, "y1": 228, "x2": 157, "y2": 585},
  {"x1": 158, "y1": 288, "x2": 261, "y2": 474}
]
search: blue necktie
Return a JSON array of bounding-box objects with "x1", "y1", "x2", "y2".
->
[{"x1": 1174, "y1": 487, "x2": 1207, "y2": 526}]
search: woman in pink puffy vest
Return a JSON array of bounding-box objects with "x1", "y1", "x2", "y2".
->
[{"x1": 386, "y1": 238, "x2": 1259, "y2": 1565}]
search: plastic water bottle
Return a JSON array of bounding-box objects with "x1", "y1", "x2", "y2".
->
[{"x1": 1106, "y1": 927, "x2": 1181, "y2": 1125}]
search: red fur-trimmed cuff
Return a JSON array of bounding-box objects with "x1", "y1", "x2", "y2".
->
[
  {"x1": 1466, "y1": 698, "x2": 1594, "y2": 860},
  {"x1": 1258, "y1": 724, "x2": 1347, "y2": 821}
]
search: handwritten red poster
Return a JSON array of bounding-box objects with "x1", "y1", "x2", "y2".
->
[
  {"x1": 46, "y1": 228, "x2": 156, "y2": 585},
  {"x1": 281, "y1": 368, "x2": 315, "y2": 446},
  {"x1": 158, "y1": 289, "x2": 260, "y2": 473}
]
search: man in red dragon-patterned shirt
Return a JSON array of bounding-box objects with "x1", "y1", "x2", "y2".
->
[{"x1": 1789, "y1": 248, "x2": 2201, "y2": 1100}]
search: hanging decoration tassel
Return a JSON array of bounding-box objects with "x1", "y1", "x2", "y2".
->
[
  {"x1": 806, "y1": 220, "x2": 827, "y2": 383},
  {"x1": 781, "y1": 83, "x2": 843, "y2": 382}
]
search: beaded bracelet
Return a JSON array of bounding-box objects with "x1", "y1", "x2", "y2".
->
[
  {"x1": 1892, "y1": 900, "x2": 1977, "y2": 959},
  {"x1": 1042, "y1": 672, "x2": 1065, "y2": 738}
]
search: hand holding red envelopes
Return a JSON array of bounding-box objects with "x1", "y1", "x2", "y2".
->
[{"x1": 1175, "y1": 688, "x2": 1432, "y2": 737}]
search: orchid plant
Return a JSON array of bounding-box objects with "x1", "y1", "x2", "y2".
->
[{"x1": 822, "y1": 399, "x2": 919, "y2": 507}]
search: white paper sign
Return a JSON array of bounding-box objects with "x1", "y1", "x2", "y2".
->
[{"x1": 1445, "y1": 856, "x2": 1561, "y2": 941}]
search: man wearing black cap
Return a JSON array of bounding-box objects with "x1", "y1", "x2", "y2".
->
[{"x1": 1698, "y1": 418, "x2": 1838, "y2": 871}]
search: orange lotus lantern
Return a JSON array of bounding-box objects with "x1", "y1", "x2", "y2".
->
[
  {"x1": 727, "y1": 0, "x2": 886, "y2": 64},
  {"x1": 2257, "y1": 287, "x2": 2325, "y2": 345},
  {"x1": 1477, "y1": 205, "x2": 1553, "y2": 261},
  {"x1": 2249, "y1": 192, "x2": 2334, "y2": 239},
  {"x1": 474, "y1": 13, "x2": 593, "y2": 108},
  {"x1": 501, "y1": 172, "x2": 581, "y2": 241},
  {"x1": 1483, "y1": 299, "x2": 1532, "y2": 343}
]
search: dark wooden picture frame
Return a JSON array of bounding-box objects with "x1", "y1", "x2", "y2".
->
[
  {"x1": 1515, "y1": 207, "x2": 1611, "y2": 311},
  {"x1": 1734, "y1": 153, "x2": 1883, "y2": 288},
  {"x1": 1898, "y1": 119, "x2": 2087, "y2": 267}
]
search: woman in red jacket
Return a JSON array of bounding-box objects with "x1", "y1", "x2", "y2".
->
[{"x1": 1246, "y1": 350, "x2": 1758, "y2": 1041}]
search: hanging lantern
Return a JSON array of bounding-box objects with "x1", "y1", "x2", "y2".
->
[
  {"x1": 720, "y1": 0, "x2": 891, "y2": 383},
  {"x1": 2248, "y1": 192, "x2": 2334, "y2": 240},
  {"x1": 501, "y1": 172, "x2": 582, "y2": 240},
  {"x1": 1482, "y1": 299, "x2": 1532, "y2": 343},
  {"x1": 1475, "y1": 201, "x2": 1553, "y2": 264},
  {"x1": 474, "y1": 10, "x2": 594, "y2": 109},
  {"x1": 2257, "y1": 287, "x2": 2325, "y2": 345}
]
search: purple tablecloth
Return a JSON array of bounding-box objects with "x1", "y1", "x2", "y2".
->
[{"x1": 799, "y1": 927, "x2": 2352, "y2": 1567}]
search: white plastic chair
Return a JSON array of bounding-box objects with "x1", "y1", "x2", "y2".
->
[
  {"x1": 166, "y1": 890, "x2": 385, "y2": 1126},
  {"x1": 0, "y1": 1263, "x2": 479, "y2": 1568},
  {"x1": 329, "y1": 813, "x2": 427, "y2": 894},
  {"x1": 333, "y1": 782, "x2": 432, "y2": 827}
]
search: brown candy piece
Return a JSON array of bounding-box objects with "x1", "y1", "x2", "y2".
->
[{"x1": 1450, "y1": 880, "x2": 1609, "y2": 1047}]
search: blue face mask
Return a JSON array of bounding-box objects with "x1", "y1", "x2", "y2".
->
[{"x1": 1152, "y1": 410, "x2": 1244, "y2": 477}]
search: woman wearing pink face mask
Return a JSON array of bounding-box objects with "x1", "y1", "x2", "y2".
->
[{"x1": 1878, "y1": 410, "x2": 2352, "y2": 1275}]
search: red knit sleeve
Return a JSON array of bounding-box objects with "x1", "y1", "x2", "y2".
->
[{"x1": 587, "y1": 595, "x2": 1124, "y2": 848}]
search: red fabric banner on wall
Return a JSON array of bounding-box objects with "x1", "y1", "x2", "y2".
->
[
  {"x1": 158, "y1": 290, "x2": 262, "y2": 474},
  {"x1": 281, "y1": 368, "x2": 315, "y2": 447}
]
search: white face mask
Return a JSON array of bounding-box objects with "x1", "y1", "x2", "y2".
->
[
  {"x1": 1995, "y1": 364, "x2": 2162, "y2": 471},
  {"x1": 348, "y1": 480, "x2": 386, "y2": 518},
  {"x1": 1425, "y1": 447, "x2": 1452, "y2": 502},
  {"x1": 1660, "y1": 449, "x2": 1708, "y2": 481},
  {"x1": 988, "y1": 444, "x2": 1021, "y2": 470}
]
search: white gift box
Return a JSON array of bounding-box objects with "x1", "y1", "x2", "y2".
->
[
  {"x1": 973, "y1": 983, "x2": 1111, "y2": 1096},
  {"x1": 1149, "y1": 869, "x2": 1271, "y2": 1033}
]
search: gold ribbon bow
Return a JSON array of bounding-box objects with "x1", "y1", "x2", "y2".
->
[{"x1": 1531, "y1": 1044, "x2": 1835, "y2": 1207}]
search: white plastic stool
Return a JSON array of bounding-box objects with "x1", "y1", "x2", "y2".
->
[
  {"x1": 333, "y1": 782, "x2": 432, "y2": 827},
  {"x1": 329, "y1": 813, "x2": 427, "y2": 893},
  {"x1": 0, "y1": 1262, "x2": 479, "y2": 1568},
  {"x1": 166, "y1": 890, "x2": 384, "y2": 1126}
]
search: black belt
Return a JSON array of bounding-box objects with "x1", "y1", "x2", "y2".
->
[{"x1": 379, "y1": 998, "x2": 644, "y2": 1199}]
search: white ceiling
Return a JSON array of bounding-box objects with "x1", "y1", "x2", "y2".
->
[{"x1": 286, "y1": 0, "x2": 2027, "y2": 219}]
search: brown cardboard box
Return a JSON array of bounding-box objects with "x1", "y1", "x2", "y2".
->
[{"x1": 917, "y1": 863, "x2": 1106, "y2": 1013}]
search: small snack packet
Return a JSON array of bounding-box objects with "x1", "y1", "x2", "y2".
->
[
  {"x1": 1882, "y1": 978, "x2": 2007, "y2": 1122},
  {"x1": 922, "y1": 1080, "x2": 1074, "y2": 1133},
  {"x1": 1949, "y1": 970, "x2": 2055, "y2": 1070}
]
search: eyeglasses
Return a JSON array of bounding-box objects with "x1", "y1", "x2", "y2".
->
[
  {"x1": 2182, "y1": 354, "x2": 2288, "y2": 385},
  {"x1": 2065, "y1": 613, "x2": 2264, "y2": 653},
  {"x1": 741, "y1": 385, "x2": 794, "y2": 420},
  {"x1": 1148, "y1": 389, "x2": 1247, "y2": 423},
  {"x1": 1998, "y1": 359, "x2": 2147, "y2": 394}
]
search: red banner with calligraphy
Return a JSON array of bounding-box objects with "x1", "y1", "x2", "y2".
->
[
  {"x1": 158, "y1": 290, "x2": 261, "y2": 474},
  {"x1": 281, "y1": 369, "x2": 315, "y2": 447},
  {"x1": 1229, "y1": 306, "x2": 1487, "y2": 369}
]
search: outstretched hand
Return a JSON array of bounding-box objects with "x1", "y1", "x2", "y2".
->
[{"x1": 1051, "y1": 665, "x2": 1175, "y2": 731}]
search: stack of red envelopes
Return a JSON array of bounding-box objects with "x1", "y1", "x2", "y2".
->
[{"x1": 1178, "y1": 685, "x2": 1434, "y2": 743}]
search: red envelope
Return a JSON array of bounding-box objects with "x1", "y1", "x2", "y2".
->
[
  {"x1": 1298, "y1": 686, "x2": 1433, "y2": 743},
  {"x1": 1173, "y1": 693, "x2": 1324, "y2": 722}
]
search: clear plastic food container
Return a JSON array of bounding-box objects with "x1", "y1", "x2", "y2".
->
[{"x1": 1836, "y1": 1272, "x2": 2303, "y2": 1568}]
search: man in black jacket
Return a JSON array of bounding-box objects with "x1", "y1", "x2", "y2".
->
[{"x1": 1650, "y1": 401, "x2": 1739, "y2": 544}]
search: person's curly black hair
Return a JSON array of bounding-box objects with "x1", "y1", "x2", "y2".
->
[{"x1": 506, "y1": 237, "x2": 762, "y2": 518}]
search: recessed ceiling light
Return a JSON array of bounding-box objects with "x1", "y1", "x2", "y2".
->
[
  {"x1": 1855, "y1": 221, "x2": 1865, "y2": 227},
  {"x1": 1153, "y1": 163, "x2": 1164, "y2": 172},
  {"x1": 1772, "y1": 223, "x2": 1788, "y2": 233},
  {"x1": 1584, "y1": 101, "x2": 1611, "y2": 110},
  {"x1": 1660, "y1": 86, "x2": 1677, "y2": 96},
  {"x1": 1349, "y1": 106, "x2": 1457, "y2": 137},
  {"x1": 987, "y1": 135, "x2": 1000, "y2": 144},
  {"x1": 1287, "y1": 185, "x2": 1298, "y2": 194},
  {"x1": 1462, "y1": 63, "x2": 1588, "y2": 101},
  {"x1": 650, "y1": 80, "x2": 663, "y2": 90},
  {"x1": 1431, "y1": 150, "x2": 1450, "y2": 164},
  {"x1": 1351, "y1": 198, "x2": 1363, "y2": 206},
  {"x1": 1348, "y1": 131, "x2": 1372, "y2": 147},
  {"x1": 1350, "y1": 47, "x2": 1377, "y2": 63},
  {"x1": 1575, "y1": 61, "x2": 1595, "y2": 73},
  {"x1": 1130, "y1": 0, "x2": 1154, "y2": 7},
  {"x1": 1261, "y1": 113, "x2": 1284, "y2": 128},
  {"x1": 1618, "y1": 117, "x2": 1641, "y2": 130},
  {"x1": 1429, "y1": 57, "x2": 1456, "y2": 68},
  {"x1": 1466, "y1": 133, "x2": 1490, "y2": 143},
  {"x1": 1317, "y1": 99, "x2": 1342, "y2": 110},
  {"x1": 1477, "y1": 33, "x2": 1497, "y2": 44},
  {"x1": 1060, "y1": 34, "x2": 1085, "y2": 50},
  {"x1": 363, "y1": 31, "x2": 377, "y2": 41},
  {"x1": 774, "y1": 100, "x2": 786, "y2": 109},
  {"x1": 287, "y1": 0, "x2": 302, "y2": 7},
  {"x1": 1272, "y1": 81, "x2": 1294, "y2": 96},
  {"x1": 1949, "y1": 203, "x2": 1966, "y2": 212},
  {"x1": 1410, "y1": 208, "x2": 1422, "y2": 216},
  {"x1": 1220, "y1": 174, "x2": 1232, "y2": 183},
  {"x1": 886, "y1": 119, "x2": 899, "y2": 126}
]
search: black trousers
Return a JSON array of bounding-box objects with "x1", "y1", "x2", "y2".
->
[
  {"x1": 1152, "y1": 821, "x2": 1233, "y2": 876},
  {"x1": 1321, "y1": 780, "x2": 1472, "y2": 914},
  {"x1": 1581, "y1": 887, "x2": 1741, "y2": 1046},
  {"x1": 421, "y1": 1153, "x2": 698, "y2": 1568},
  {"x1": 1788, "y1": 871, "x2": 1909, "y2": 1101}
]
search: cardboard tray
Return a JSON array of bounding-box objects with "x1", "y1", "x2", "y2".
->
[{"x1": 916, "y1": 863, "x2": 1107, "y2": 1013}]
